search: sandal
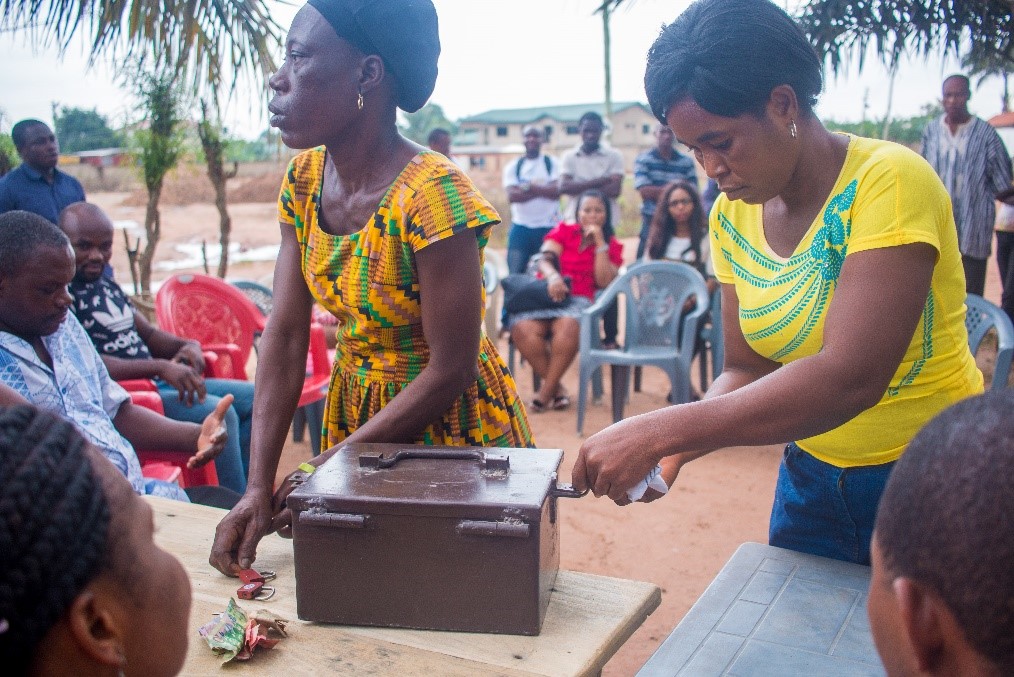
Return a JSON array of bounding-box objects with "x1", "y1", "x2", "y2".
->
[
  {"x1": 530, "y1": 398, "x2": 547, "y2": 413},
  {"x1": 551, "y1": 394, "x2": 571, "y2": 410}
]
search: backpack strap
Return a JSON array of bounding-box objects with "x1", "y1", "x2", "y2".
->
[{"x1": 515, "y1": 155, "x2": 554, "y2": 182}]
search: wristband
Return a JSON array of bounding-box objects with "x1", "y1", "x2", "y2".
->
[
  {"x1": 297, "y1": 462, "x2": 316, "y2": 475},
  {"x1": 596, "y1": 244, "x2": 610, "y2": 253}
]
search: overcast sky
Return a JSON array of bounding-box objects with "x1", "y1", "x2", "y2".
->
[{"x1": 1, "y1": 0, "x2": 1008, "y2": 141}]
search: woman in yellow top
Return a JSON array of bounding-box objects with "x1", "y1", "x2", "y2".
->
[
  {"x1": 572, "y1": 0, "x2": 982, "y2": 565},
  {"x1": 210, "y1": 0, "x2": 532, "y2": 575}
]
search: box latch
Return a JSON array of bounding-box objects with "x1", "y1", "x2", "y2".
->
[
  {"x1": 299, "y1": 511, "x2": 369, "y2": 529},
  {"x1": 456, "y1": 519, "x2": 530, "y2": 539}
]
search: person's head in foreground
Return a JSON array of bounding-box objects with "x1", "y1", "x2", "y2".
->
[
  {"x1": 868, "y1": 390, "x2": 1014, "y2": 676},
  {"x1": 0, "y1": 210, "x2": 75, "y2": 342},
  {"x1": 0, "y1": 405, "x2": 191, "y2": 676},
  {"x1": 268, "y1": 0, "x2": 439, "y2": 150},
  {"x1": 644, "y1": 0, "x2": 822, "y2": 204}
]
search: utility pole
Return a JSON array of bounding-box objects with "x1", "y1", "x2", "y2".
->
[{"x1": 602, "y1": 3, "x2": 613, "y2": 125}]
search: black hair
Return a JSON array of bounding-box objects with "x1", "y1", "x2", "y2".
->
[
  {"x1": 574, "y1": 189, "x2": 614, "y2": 242},
  {"x1": 578, "y1": 112, "x2": 603, "y2": 127},
  {"x1": 644, "y1": 0, "x2": 822, "y2": 122},
  {"x1": 0, "y1": 405, "x2": 112, "y2": 674},
  {"x1": 10, "y1": 119, "x2": 48, "y2": 151},
  {"x1": 646, "y1": 180, "x2": 707, "y2": 265},
  {"x1": 427, "y1": 128, "x2": 450, "y2": 144},
  {"x1": 943, "y1": 73, "x2": 971, "y2": 92},
  {"x1": 875, "y1": 390, "x2": 1014, "y2": 673},
  {"x1": 0, "y1": 211, "x2": 71, "y2": 277}
]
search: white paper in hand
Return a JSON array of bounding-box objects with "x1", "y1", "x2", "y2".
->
[{"x1": 626, "y1": 464, "x2": 669, "y2": 502}]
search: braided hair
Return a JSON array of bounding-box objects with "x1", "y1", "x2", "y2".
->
[{"x1": 0, "y1": 406, "x2": 111, "y2": 674}]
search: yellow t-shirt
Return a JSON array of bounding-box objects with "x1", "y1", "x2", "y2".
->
[{"x1": 711, "y1": 135, "x2": 983, "y2": 467}]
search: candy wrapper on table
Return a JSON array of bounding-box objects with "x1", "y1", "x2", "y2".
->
[{"x1": 198, "y1": 598, "x2": 288, "y2": 663}]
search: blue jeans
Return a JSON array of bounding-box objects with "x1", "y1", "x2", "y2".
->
[
  {"x1": 769, "y1": 443, "x2": 895, "y2": 565},
  {"x1": 506, "y1": 224, "x2": 553, "y2": 274},
  {"x1": 157, "y1": 378, "x2": 255, "y2": 494}
]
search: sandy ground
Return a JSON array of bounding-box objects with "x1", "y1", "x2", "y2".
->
[{"x1": 88, "y1": 189, "x2": 1008, "y2": 676}]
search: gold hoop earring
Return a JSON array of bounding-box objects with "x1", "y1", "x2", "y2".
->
[
  {"x1": 789, "y1": 120, "x2": 797, "y2": 138},
  {"x1": 357, "y1": 91, "x2": 364, "y2": 111}
]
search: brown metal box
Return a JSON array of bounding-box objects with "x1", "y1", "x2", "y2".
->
[{"x1": 287, "y1": 444, "x2": 577, "y2": 635}]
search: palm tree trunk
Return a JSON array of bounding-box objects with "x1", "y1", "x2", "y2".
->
[{"x1": 140, "y1": 181, "x2": 163, "y2": 294}]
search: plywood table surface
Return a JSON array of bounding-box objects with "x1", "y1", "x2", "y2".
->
[{"x1": 149, "y1": 497, "x2": 661, "y2": 676}]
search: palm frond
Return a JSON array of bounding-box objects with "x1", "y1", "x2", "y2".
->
[
  {"x1": 797, "y1": 0, "x2": 1013, "y2": 75},
  {"x1": 0, "y1": 0, "x2": 282, "y2": 95}
]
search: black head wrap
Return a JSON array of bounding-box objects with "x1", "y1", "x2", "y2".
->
[{"x1": 306, "y1": 0, "x2": 440, "y2": 113}]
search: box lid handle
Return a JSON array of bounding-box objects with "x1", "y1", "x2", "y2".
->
[{"x1": 358, "y1": 448, "x2": 511, "y2": 472}]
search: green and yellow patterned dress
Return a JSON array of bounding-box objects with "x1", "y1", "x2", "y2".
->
[{"x1": 279, "y1": 148, "x2": 534, "y2": 452}]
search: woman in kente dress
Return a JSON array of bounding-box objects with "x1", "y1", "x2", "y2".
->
[{"x1": 210, "y1": 0, "x2": 532, "y2": 575}]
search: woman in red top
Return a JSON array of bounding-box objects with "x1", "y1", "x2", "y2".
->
[{"x1": 508, "y1": 190, "x2": 623, "y2": 411}]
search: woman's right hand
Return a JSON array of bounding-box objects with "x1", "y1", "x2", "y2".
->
[
  {"x1": 547, "y1": 274, "x2": 569, "y2": 302},
  {"x1": 209, "y1": 489, "x2": 274, "y2": 575}
]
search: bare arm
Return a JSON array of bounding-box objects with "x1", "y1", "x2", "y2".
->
[
  {"x1": 637, "y1": 184, "x2": 665, "y2": 202},
  {"x1": 247, "y1": 229, "x2": 314, "y2": 494},
  {"x1": 559, "y1": 173, "x2": 616, "y2": 197},
  {"x1": 573, "y1": 242, "x2": 938, "y2": 501},
  {"x1": 0, "y1": 383, "x2": 29, "y2": 406},
  {"x1": 507, "y1": 182, "x2": 560, "y2": 203},
  {"x1": 209, "y1": 224, "x2": 313, "y2": 574},
  {"x1": 112, "y1": 395, "x2": 230, "y2": 469}
]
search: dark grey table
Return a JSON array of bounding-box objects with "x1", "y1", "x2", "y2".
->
[{"x1": 637, "y1": 542, "x2": 886, "y2": 676}]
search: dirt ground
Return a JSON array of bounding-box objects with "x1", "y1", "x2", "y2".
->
[{"x1": 87, "y1": 182, "x2": 1008, "y2": 676}]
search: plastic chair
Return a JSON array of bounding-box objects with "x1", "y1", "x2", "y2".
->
[
  {"x1": 577, "y1": 261, "x2": 709, "y2": 434},
  {"x1": 965, "y1": 294, "x2": 1013, "y2": 391},
  {"x1": 156, "y1": 274, "x2": 264, "y2": 381},
  {"x1": 232, "y1": 279, "x2": 274, "y2": 317},
  {"x1": 697, "y1": 285, "x2": 724, "y2": 389},
  {"x1": 156, "y1": 273, "x2": 330, "y2": 453},
  {"x1": 482, "y1": 260, "x2": 500, "y2": 339},
  {"x1": 127, "y1": 386, "x2": 220, "y2": 488}
]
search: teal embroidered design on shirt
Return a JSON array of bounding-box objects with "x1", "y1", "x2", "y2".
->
[
  {"x1": 888, "y1": 291, "x2": 935, "y2": 397},
  {"x1": 719, "y1": 180, "x2": 858, "y2": 362}
]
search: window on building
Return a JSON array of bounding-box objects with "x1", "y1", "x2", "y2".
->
[
  {"x1": 470, "y1": 156, "x2": 486, "y2": 170},
  {"x1": 566, "y1": 125, "x2": 579, "y2": 135},
  {"x1": 643, "y1": 124, "x2": 651, "y2": 134},
  {"x1": 496, "y1": 126, "x2": 508, "y2": 137},
  {"x1": 544, "y1": 125, "x2": 553, "y2": 142}
]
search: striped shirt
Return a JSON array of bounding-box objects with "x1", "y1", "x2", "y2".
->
[
  {"x1": 633, "y1": 147, "x2": 698, "y2": 218},
  {"x1": 921, "y1": 116, "x2": 1013, "y2": 259}
]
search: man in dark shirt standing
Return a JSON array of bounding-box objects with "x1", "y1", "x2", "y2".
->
[
  {"x1": 0, "y1": 119, "x2": 86, "y2": 223},
  {"x1": 633, "y1": 124, "x2": 699, "y2": 259}
]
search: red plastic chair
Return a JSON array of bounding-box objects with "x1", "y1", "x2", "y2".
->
[
  {"x1": 155, "y1": 273, "x2": 330, "y2": 453},
  {"x1": 127, "y1": 386, "x2": 219, "y2": 488}
]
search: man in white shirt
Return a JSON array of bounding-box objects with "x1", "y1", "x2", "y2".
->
[
  {"x1": 502, "y1": 126, "x2": 561, "y2": 274},
  {"x1": 559, "y1": 112, "x2": 625, "y2": 225}
]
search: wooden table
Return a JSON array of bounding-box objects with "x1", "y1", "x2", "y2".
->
[
  {"x1": 150, "y1": 497, "x2": 661, "y2": 676},
  {"x1": 637, "y1": 542, "x2": 884, "y2": 676}
]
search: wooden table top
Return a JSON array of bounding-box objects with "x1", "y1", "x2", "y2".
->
[{"x1": 150, "y1": 497, "x2": 661, "y2": 676}]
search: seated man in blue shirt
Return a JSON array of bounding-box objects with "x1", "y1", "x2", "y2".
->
[
  {"x1": 59, "y1": 202, "x2": 254, "y2": 494},
  {"x1": 0, "y1": 119, "x2": 86, "y2": 223},
  {"x1": 0, "y1": 210, "x2": 233, "y2": 504}
]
